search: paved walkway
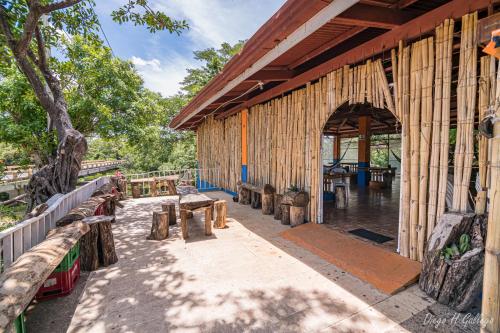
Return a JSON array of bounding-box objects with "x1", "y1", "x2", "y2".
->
[{"x1": 59, "y1": 192, "x2": 434, "y2": 332}]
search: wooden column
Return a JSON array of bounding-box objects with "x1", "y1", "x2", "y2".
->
[
  {"x1": 333, "y1": 135, "x2": 341, "y2": 164},
  {"x1": 357, "y1": 115, "x2": 371, "y2": 187}
]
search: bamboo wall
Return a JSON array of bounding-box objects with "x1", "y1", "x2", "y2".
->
[
  {"x1": 245, "y1": 58, "x2": 395, "y2": 223},
  {"x1": 195, "y1": 13, "x2": 492, "y2": 262},
  {"x1": 197, "y1": 113, "x2": 241, "y2": 193}
]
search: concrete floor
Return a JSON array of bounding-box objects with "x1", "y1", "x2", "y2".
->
[
  {"x1": 28, "y1": 192, "x2": 437, "y2": 332},
  {"x1": 323, "y1": 176, "x2": 400, "y2": 251}
]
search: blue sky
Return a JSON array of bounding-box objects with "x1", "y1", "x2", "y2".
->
[{"x1": 94, "y1": 0, "x2": 285, "y2": 97}]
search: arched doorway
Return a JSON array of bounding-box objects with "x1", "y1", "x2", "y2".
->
[{"x1": 320, "y1": 102, "x2": 401, "y2": 252}]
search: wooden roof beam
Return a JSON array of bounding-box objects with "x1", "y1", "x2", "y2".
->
[
  {"x1": 218, "y1": 0, "x2": 493, "y2": 119},
  {"x1": 246, "y1": 69, "x2": 295, "y2": 81},
  {"x1": 334, "y1": 3, "x2": 415, "y2": 29}
]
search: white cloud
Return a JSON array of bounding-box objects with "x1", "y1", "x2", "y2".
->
[
  {"x1": 153, "y1": 0, "x2": 284, "y2": 48},
  {"x1": 130, "y1": 55, "x2": 196, "y2": 97}
]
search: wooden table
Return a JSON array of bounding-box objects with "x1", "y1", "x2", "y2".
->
[
  {"x1": 130, "y1": 175, "x2": 179, "y2": 197},
  {"x1": 179, "y1": 193, "x2": 215, "y2": 239}
]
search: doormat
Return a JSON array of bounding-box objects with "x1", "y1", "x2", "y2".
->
[
  {"x1": 280, "y1": 223, "x2": 421, "y2": 294},
  {"x1": 348, "y1": 228, "x2": 394, "y2": 244}
]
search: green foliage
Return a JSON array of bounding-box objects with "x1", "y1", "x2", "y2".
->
[
  {"x1": 0, "y1": 36, "x2": 165, "y2": 164},
  {"x1": 1, "y1": 0, "x2": 243, "y2": 176},
  {"x1": 99, "y1": 41, "x2": 245, "y2": 173},
  {"x1": 181, "y1": 41, "x2": 244, "y2": 98},
  {"x1": 0, "y1": 204, "x2": 26, "y2": 231},
  {"x1": 111, "y1": 0, "x2": 188, "y2": 33},
  {"x1": 441, "y1": 233, "x2": 471, "y2": 262},
  {"x1": 0, "y1": 66, "x2": 58, "y2": 165}
]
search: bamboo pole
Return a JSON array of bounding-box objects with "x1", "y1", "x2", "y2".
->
[
  {"x1": 476, "y1": 56, "x2": 494, "y2": 214},
  {"x1": 453, "y1": 14, "x2": 469, "y2": 211},
  {"x1": 409, "y1": 40, "x2": 422, "y2": 260},
  {"x1": 481, "y1": 57, "x2": 500, "y2": 333},
  {"x1": 400, "y1": 44, "x2": 411, "y2": 258},
  {"x1": 427, "y1": 24, "x2": 444, "y2": 237},
  {"x1": 459, "y1": 12, "x2": 477, "y2": 212},
  {"x1": 417, "y1": 37, "x2": 434, "y2": 260},
  {"x1": 437, "y1": 19, "x2": 454, "y2": 219}
]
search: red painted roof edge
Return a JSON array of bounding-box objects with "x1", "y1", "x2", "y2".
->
[{"x1": 169, "y1": 0, "x2": 331, "y2": 129}]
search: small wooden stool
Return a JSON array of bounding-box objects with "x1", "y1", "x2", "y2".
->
[
  {"x1": 147, "y1": 211, "x2": 169, "y2": 240},
  {"x1": 214, "y1": 200, "x2": 227, "y2": 229},
  {"x1": 161, "y1": 201, "x2": 177, "y2": 225}
]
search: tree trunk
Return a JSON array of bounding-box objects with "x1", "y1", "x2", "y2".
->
[
  {"x1": 419, "y1": 213, "x2": 487, "y2": 312},
  {"x1": 25, "y1": 128, "x2": 87, "y2": 211}
]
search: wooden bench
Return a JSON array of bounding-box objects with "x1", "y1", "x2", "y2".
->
[
  {"x1": 0, "y1": 222, "x2": 89, "y2": 332},
  {"x1": 237, "y1": 182, "x2": 275, "y2": 213}
]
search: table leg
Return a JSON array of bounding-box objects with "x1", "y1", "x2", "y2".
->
[
  {"x1": 180, "y1": 209, "x2": 189, "y2": 239},
  {"x1": 204, "y1": 207, "x2": 212, "y2": 236}
]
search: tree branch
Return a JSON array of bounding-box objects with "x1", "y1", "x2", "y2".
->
[
  {"x1": 14, "y1": 1, "x2": 43, "y2": 56},
  {"x1": 39, "y1": 0, "x2": 82, "y2": 14},
  {"x1": 34, "y1": 25, "x2": 48, "y2": 69}
]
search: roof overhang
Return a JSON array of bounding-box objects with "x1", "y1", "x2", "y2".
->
[{"x1": 170, "y1": 0, "x2": 497, "y2": 130}]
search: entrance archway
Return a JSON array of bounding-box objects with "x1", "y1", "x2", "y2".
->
[{"x1": 320, "y1": 101, "x2": 401, "y2": 252}]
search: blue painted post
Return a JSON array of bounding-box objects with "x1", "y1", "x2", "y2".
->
[{"x1": 357, "y1": 116, "x2": 371, "y2": 187}]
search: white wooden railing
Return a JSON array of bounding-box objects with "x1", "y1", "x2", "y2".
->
[
  {"x1": 126, "y1": 168, "x2": 221, "y2": 196},
  {"x1": 0, "y1": 177, "x2": 110, "y2": 272}
]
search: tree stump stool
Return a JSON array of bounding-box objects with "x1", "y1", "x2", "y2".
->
[
  {"x1": 131, "y1": 182, "x2": 141, "y2": 198},
  {"x1": 162, "y1": 202, "x2": 177, "y2": 225},
  {"x1": 214, "y1": 200, "x2": 227, "y2": 229},
  {"x1": 147, "y1": 211, "x2": 169, "y2": 240},
  {"x1": 281, "y1": 204, "x2": 291, "y2": 225},
  {"x1": 81, "y1": 216, "x2": 118, "y2": 271},
  {"x1": 262, "y1": 184, "x2": 275, "y2": 215},
  {"x1": 204, "y1": 207, "x2": 212, "y2": 236},
  {"x1": 282, "y1": 191, "x2": 309, "y2": 226},
  {"x1": 335, "y1": 185, "x2": 347, "y2": 209},
  {"x1": 237, "y1": 181, "x2": 251, "y2": 205},
  {"x1": 290, "y1": 206, "x2": 305, "y2": 227},
  {"x1": 274, "y1": 194, "x2": 283, "y2": 220},
  {"x1": 251, "y1": 191, "x2": 261, "y2": 209}
]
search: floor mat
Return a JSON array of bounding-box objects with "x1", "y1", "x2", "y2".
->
[
  {"x1": 348, "y1": 228, "x2": 394, "y2": 244},
  {"x1": 280, "y1": 223, "x2": 421, "y2": 294}
]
